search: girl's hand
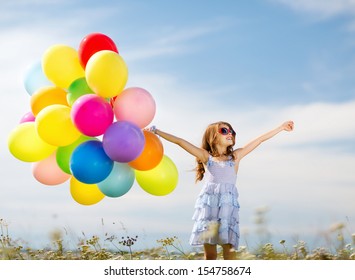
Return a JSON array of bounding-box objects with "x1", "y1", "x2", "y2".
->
[
  {"x1": 282, "y1": 121, "x2": 294, "y2": 132},
  {"x1": 144, "y1": 125, "x2": 157, "y2": 133}
]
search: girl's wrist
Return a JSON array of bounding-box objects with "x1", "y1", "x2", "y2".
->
[
  {"x1": 150, "y1": 125, "x2": 157, "y2": 134},
  {"x1": 278, "y1": 124, "x2": 285, "y2": 131}
]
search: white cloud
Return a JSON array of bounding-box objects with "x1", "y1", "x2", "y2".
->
[
  {"x1": 272, "y1": 0, "x2": 355, "y2": 18},
  {"x1": 274, "y1": 101, "x2": 355, "y2": 145},
  {"x1": 271, "y1": 0, "x2": 355, "y2": 35},
  {"x1": 124, "y1": 18, "x2": 234, "y2": 62}
]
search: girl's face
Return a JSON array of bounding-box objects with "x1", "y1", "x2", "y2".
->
[{"x1": 217, "y1": 125, "x2": 236, "y2": 146}]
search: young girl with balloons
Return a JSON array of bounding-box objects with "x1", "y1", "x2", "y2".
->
[{"x1": 150, "y1": 120, "x2": 294, "y2": 260}]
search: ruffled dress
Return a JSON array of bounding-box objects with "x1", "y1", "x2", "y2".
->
[{"x1": 189, "y1": 155, "x2": 240, "y2": 249}]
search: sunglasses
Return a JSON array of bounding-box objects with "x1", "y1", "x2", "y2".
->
[{"x1": 218, "y1": 127, "x2": 236, "y2": 136}]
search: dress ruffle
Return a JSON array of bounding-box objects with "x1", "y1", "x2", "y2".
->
[{"x1": 189, "y1": 182, "x2": 240, "y2": 249}]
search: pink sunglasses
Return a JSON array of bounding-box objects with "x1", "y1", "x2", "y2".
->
[{"x1": 218, "y1": 127, "x2": 236, "y2": 136}]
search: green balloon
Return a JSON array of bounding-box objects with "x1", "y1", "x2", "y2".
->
[
  {"x1": 67, "y1": 77, "x2": 94, "y2": 106},
  {"x1": 56, "y1": 135, "x2": 96, "y2": 174}
]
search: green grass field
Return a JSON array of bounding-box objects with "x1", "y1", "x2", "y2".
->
[{"x1": 1, "y1": 218, "x2": 354, "y2": 260}]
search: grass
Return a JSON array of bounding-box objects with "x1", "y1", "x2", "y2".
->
[{"x1": 1, "y1": 218, "x2": 354, "y2": 260}]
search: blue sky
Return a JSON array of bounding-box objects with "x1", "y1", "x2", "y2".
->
[{"x1": 1, "y1": 0, "x2": 355, "y2": 252}]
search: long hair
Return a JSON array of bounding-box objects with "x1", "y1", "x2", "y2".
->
[{"x1": 195, "y1": 121, "x2": 235, "y2": 182}]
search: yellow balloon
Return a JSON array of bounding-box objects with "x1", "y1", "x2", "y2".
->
[
  {"x1": 85, "y1": 50, "x2": 128, "y2": 98},
  {"x1": 70, "y1": 177, "x2": 105, "y2": 205},
  {"x1": 30, "y1": 86, "x2": 68, "y2": 116},
  {"x1": 42, "y1": 44, "x2": 85, "y2": 89},
  {"x1": 8, "y1": 122, "x2": 56, "y2": 162},
  {"x1": 36, "y1": 104, "x2": 81, "y2": 146},
  {"x1": 135, "y1": 155, "x2": 178, "y2": 196}
]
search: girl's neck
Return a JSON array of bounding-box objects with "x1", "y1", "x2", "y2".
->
[{"x1": 215, "y1": 147, "x2": 228, "y2": 158}]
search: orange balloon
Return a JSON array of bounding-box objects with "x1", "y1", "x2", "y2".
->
[
  {"x1": 129, "y1": 131, "x2": 163, "y2": 171},
  {"x1": 30, "y1": 86, "x2": 69, "y2": 116}
]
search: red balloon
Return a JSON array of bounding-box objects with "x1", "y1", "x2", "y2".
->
[
  {"x1": 110, "y1": 96, "x2": 117, "y2": 108},
  {"x1": 78, "y1": 33, "x2": 118, "y2": 68}
]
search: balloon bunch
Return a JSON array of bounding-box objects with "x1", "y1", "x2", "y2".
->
[{"x1": 8, "y1": 33, "x2": 179, "y2": 205}]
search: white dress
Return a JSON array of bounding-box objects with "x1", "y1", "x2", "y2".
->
[{"x1": 189, "y1": 155, "x2": 240, "y2": 249}]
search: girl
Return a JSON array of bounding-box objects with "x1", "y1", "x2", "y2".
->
[{"x1": 150, "y1": 120, "x2": 294, "y2": 260}]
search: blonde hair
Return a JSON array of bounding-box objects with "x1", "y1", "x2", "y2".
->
[{"x1": 195, "y1": 121, "x2": 235, "y2": 182}]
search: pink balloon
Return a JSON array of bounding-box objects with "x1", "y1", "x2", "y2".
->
[
  {"x1": 113, "y1": 87, "x2": 156, "y2": 128},
  {"x1": 20, "y1": 111, "x2": 35, "y2": 123},
  {"x1": 32, "y1": 153, "x2": 71, "y2": 185},
  {"x1": 71, "y1": 94, "x2": 114, "y2": 136}
]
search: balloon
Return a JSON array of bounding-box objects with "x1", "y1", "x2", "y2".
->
[
  {"x1": 56, "y1": 135, "x2": 95, "y2": 174},
  {"x1": 129, "y1": 131, "x2": 164, "y2": 170},
  {"x1": 85, "y1": 50, "x2": 128, "y2": 98},
  {"x1": 70, "y1": 177, "x2": 105, "y2": 206},
  {"x1": 78, "y1": 33, "x2": 118, "y2": 68},
  {"x1": 35, "y1": 104, "x2": 81, "y2": 146},
  {"x1": 23, "y1": 61, "x2": 52, "y2": 95},
  {"x1": 67, "y1": 77, "x2": 94, "y2": 106},
  {"x1": 20, "y1": 111, "x2": 35, "y2": 123},
  {"x1": 30, "y1": 86, "x2": 68, "y2": 116},
  {"x1": 71, "y1": 94, "x2": 113, "y2": 136},
  {"x1": 70, "y1": 140, "x2": 113, "y2": 184},
  {"x1": 109, "y1": 96, "x2": 117, "y2": 108},
  {"x1": 98, "y1": 163, "x2": 135, "y2": 197},
  {"x1": 135, "y1": 155, "x2": 178, "y2": 196},
  {"x1": 32, "y1": 152, "x2": 71, "y2": 186},
  {"x1": 8, "y1": 122, "x2": 56, "y2": 162},
  {"x1": 113, "y1": 87, "x2": 156, "y2": 128},
  {"x1": 42, "y1": 44, "x2": 85, "y2": 88},
  {"x1": 103, "y1": 121, "x2": 145, "y2": 162}
]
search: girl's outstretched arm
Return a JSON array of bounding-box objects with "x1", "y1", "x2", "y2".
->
[
  {"x1": 154, "y1": 128, "x2": 210, "y2": 163},
  {"x1": 234, "y1": 121, "x2": 294, "y2": 160}
]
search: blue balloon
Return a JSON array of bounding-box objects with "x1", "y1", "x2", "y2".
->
[
  {"x1": 70, "y1": 140, "x2": 113, "y2": 184},
  {"x1": 98, "y1": 163, "x2": 135, "y2": 197},
  {"x1": 23, "y1": 61, "x2": 52, "y2": 96}
]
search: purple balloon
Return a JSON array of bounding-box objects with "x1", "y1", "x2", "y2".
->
[{"x1": 103, "y1": 121, "x2": 145, "y2": 162}]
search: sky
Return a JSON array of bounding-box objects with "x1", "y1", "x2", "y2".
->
[{"x1": 1, "y1": 0, "x2": 355, "y2": 253}]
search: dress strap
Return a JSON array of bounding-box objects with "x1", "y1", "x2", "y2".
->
[{"x1": 207, "y1": 154, "x2": 213, "y2": 166}]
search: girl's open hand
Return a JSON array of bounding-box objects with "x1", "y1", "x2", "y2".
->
[{"x1": 282, "y1": 121, "x2": 294, "y2": 132}]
